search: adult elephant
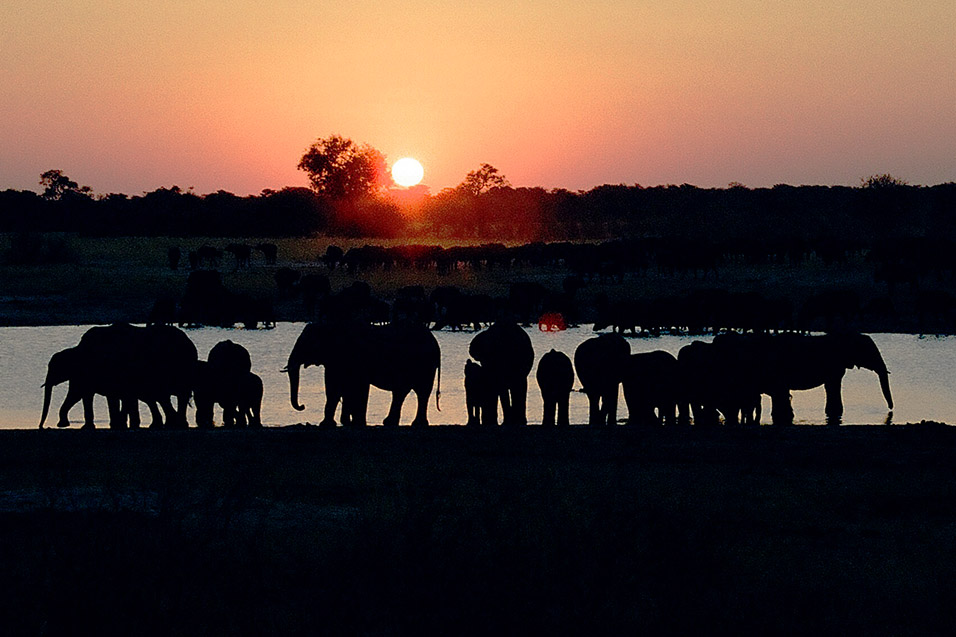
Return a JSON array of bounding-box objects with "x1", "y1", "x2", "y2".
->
[
  {"x1": 194, "y1": 340, "x2": 255, "y2": 428},
  {"x1": 622, "y1": 350, "x2": 683, "y2": 426},
  {"x1": 286, "y1": 320, "x2": 440, "y2": 427},
  {"x1": 574, "y1": 333, "x2": 630, "y2": 426},
  {"x1": 535, "y1": 349, "x2": 574, "y2": 426},
  {"x1": 722, "y1": 332, "x2": 893, "y2": 425},
  {"x1": 40, "y1": 323, "x2": 198, "y2": 429},
  {"x1": 468, "y1": 322, "x2": 535, "y2": 427},
  {"x1": 677, "y1": 338, "x2": 760, "y2": 427}
]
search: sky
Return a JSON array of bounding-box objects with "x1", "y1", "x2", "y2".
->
[{"x1": 2, "y1": 1, "x2": 954, "y2": 196}]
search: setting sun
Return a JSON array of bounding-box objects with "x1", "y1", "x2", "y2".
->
[{"x1": 392, "y1": 157, "x2": 424, "y2": 187}]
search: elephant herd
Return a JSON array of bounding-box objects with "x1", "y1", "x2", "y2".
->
[
  {"x1": 39, "y1": 322, "x2": 894, "y2": 430},
  {"x1": 40, "y1": 324, "x2": 262, "y2": 430},
  {"x1": 468, "y1": 328, "x2": 894, "y2": 428}
]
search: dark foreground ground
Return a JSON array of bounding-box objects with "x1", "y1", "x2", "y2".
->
[{"x1": 3, "y1": 424, "x2": 956, "y2": 635}]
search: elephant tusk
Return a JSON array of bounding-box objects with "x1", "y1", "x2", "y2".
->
[{"x1": 280, "y1": 367, "x2": 288, "y2": 374}]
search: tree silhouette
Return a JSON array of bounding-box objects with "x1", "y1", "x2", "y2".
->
[
  {"x1": 297, "y1": 135, "x2": 389, "y2": 200},
  {"x1": 861, "y1": 174, "x2": 908, "y2": 189},
  {"x1": 458, "y1": 163, "x2": 510, "y2": 196},
  {"x1": 39, "y1": 169, "x2": 92, "y2": 201}
]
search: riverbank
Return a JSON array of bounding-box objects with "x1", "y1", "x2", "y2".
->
[
  {"x1": 2, "y1": 423, "x2": 955, "y2": 634},
  {"x1": 3, "y1": 234, "x2": 955, "y2": 333}
]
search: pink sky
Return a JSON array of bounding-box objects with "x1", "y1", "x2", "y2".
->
[{"x1": 2, "y1": 1, "x2": 954, "y2": 195}]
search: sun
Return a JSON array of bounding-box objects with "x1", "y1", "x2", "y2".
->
[{"x1": 392, "y1": 157, "x2": 424, "y2": 187}]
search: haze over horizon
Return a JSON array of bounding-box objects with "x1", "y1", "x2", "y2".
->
[{"x1": 2, "y1": 1, "x2": 953, "y2": 196}]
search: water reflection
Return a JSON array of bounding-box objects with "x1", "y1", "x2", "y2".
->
[{"x1": 0, "y1": 325, "x2": 954, "y2": 429}]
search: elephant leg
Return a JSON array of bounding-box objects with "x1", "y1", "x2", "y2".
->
[
  {"x1": 497, "y1": 387, "x2": 512, "y2": 426},
  {"x1": 466, "y1": 399, "x2": 479, "y2": 426},
  {"x1": 321, "y1": 375, "x2": 344, "y2": 427},
  {"x1": 770, "y1": 391, "x2": 794, "y2": 426},
  {"x1": 676, "y1": 402, "x2": 691, "y2": 426},
  {"x1": 411, "y1": 387, "x2": 429, "y2": 428},
  {"x1": 542, "y1": 397, "x2": 556, "y2": 427},
  {"x1": 604, "y1": 387, "x2": 620, "y2": 425},
  {"x1": 587, "y1": 391, "x2": 602, "y2": 426},
  {"x1": 480, "y1": 397, "x2": 498, "y2": 426},
  {"x1": 172, "y1": 392, "x2": 190, "y2": 428},
  {"x1": 556, "y1": 393, "x2": 570, "y2": 426},
  {"x1": 106, "y1": 396, "x2": 123, "y2": 428},
  {"x1": 159, "y1": 397, "x2": 180, "y2": 429},
  {"x1": 384, "y1": 388, "x2": 409, "y2": 427},
  {"x1": 637, "y1": 405, "x2": 657, "y2": 426},
  {"x1": 348, "y1": 384, "x2": 370, "y2": 427},
  {"x1": 321, "y1": 395, "x2": 340, "y2": 427},
  {"x1": 81, "y1": 394, "x2": 100, "y2": 429},
  {"x1": 824, "y1": 380, "x2": 844, "y2": 425},
  {"x1": 127, "y1": 398, "x2": 144, "y2": 429},
  {"x1": 145, "y1": 400, "x2": 165, "y2": 429},
  {"x1": 57, "y1": 386, "x2": 84, "y2": 428},
  {"x1": 223, "y1": 403, "x2": 237, "y2": 428},
  {"x1": 510, "y1": 377, "x2": 528, "y2": 426},
  {"x1": 661, "y1": 400, "x2": 676, "y2": 426},
  {"x1": 85, "y1": 394, "x2": 102, "y2": 429},
  {"x1": 196, "y1": 397, "x2": 215, "y2": 429}
]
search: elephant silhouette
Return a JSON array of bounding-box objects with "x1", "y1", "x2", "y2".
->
[
  {"x1": 574, "y1": 333, "x2": 630, "y2": 426},
  {"x1": 195, "y1": 340, "x2": 254, "y2": 428},
  {"x1": 622, "y1": 350, "x2": 683, "y2": 426},
  {"x1": 195, "y1": 360, "x2": 262, "y2": 428},
  {"x1": 464, "y1": 360, "x2": 496, "y2": 426},
  {"x1": 678, "y1": 338, "x2": 761, "y2": 427},
  {"x1": 468, "y1": 322, "x2": 535, "y2": 427},
  {"x1": 535, "y1": 349, "x2": 574, "y2": 426},
  {"x1": 40, "y1": 323, "x2": 197, "y2": 430},
  {"x1": 286, "y1": 320, "x2": 440, "y2": 427},
  {"x1": 715, "y1": 332, "x2": 893, "y2": 425}
]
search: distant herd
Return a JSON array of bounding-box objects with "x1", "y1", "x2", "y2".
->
[{"x1": 146, "y1": 238, "x2": 956, "y2": 336}]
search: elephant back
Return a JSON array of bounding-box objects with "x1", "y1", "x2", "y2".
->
[
  {"x1": 468, "y1": 322, "x2": 534, "y2": 378},
  {"x1": 536, "y1": 349, "x2": 574, "y2": 393},
  {"x1": 209, "y1": 340, "x2": 252, "y2": 378},
  {"x1": 573, "y1": 333, "x2": 630, "y2": 388}
]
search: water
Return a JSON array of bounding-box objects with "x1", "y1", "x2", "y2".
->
[{"x1": 0, "y1": 324, "x2": 951, "y2": 429}]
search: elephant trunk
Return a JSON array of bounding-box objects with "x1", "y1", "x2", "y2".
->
[
  {"x1": 39, "y1": 380, "x2": 53, "y2": 429},
  {"x1": 287, "y1": 359, "x2": 305, "y2": 411},
  {"x1": 879, "y1": 369, "x2": 893, "y2": 411}
]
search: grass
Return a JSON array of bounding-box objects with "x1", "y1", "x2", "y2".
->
[{"x1": 2, "y1": 424, "x2": 956, "y2": 634}]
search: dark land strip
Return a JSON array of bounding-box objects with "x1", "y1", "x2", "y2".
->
[{"x1": 2, "y1": 424, "x2": 956, "y2": 634}]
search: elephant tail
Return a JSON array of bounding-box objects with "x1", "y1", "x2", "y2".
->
[{"x1": 435, "y1": 356, "x2": 441, "y2": 412}]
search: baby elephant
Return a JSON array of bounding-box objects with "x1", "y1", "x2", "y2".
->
[
  {"x1": 535, "y1": 349, "x2": 574, "y2": 426},
  {"x1": 194, "y1": 360, "x2": 263, "y2": 428},
  {"x1": 464, "y1": 359, "x2": 496, "y2": 426}
]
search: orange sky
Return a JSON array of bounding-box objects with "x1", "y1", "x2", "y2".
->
[{"x1": 2, "y1": 1, "x2": 954, "y2": 195}]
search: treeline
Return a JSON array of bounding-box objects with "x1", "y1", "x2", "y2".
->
[{"x1": 2, "y1": 181, "x2": 955, "y2": 243}]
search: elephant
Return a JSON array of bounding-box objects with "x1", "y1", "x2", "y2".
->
[
  {"x1": 622, "y1": 350, "x2": 684, "y2": 426},
  {"x1": 464, "y1": 360, "x2": 496, "y2": 426},
  {"x1": 195, "y1": 340, "x2": 254, "y2": 428},
  {"x1": 40, "y1": 323, "x2": 198, "y2": 430},
  {"x1": 468, "y1": 322, "x2": 535, "y2": 427},
  {"x1": 717, "y1": 332, "x2": 893, "y2": 425},
  {"x1": 195, "y1": 361, "x2": 262, "y2": 428},
  {"x1": 573, "y1": 333, "x2": 630, "y2": 426},
  {"x1": 535, "y1": 349, "x2": 574, "y2": 426},
  {"x1": 677, "y1": 338, "x2": 760, "y2": 427},
  {"x1": 286, "y1": 320, "x2": 440, "y2": 427}
]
